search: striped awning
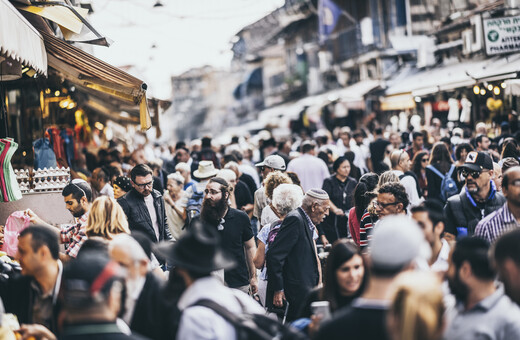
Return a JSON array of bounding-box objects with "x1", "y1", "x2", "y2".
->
[{"x1": 0, "y1": 0, "x2": 47, "y2": 75}]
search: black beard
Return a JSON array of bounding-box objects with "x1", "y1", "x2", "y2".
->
[
  {"x1": 448, "y1": 270, "x2": 469, "y2": 303},
  {"x1": 72, "y1": 207, "x2": 86, "y2": 218},
  {"x1": 200, "y1": 196, "x2": 228, "y2": 226}
]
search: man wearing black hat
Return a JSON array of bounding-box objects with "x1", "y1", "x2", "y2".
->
[
  {"x1": 156, "y1": 221, "x2": 262, "y2": 339},
  {"x1": 444, "y1": 151, "x2": 505, "y2": 240}
]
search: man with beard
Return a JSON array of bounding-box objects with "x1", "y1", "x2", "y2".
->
[
  {"x1": 26, "y1": 179, "x2": 92, "y2": 259},
  {"x1": 194, "y1": 177, "x2": 257, "y2": 295},
  {"x1": 444, "y1": 237, "x2": 520, "y2": 340},
  {"x1": 118, "y1": 164, "x2": 172, "y2": 244},
  {"x1": 444, "y1": 151, "x2": 505, "y2": 241},
  {"x1": 109, "y1": 233, "x2": 179, "y2": 340},
  {"x1": 475, "y1": 167, "x2": 520, "y2": 243},
  {"x1": 494, "y1": 229, "x2": 520, "y2": 306}
]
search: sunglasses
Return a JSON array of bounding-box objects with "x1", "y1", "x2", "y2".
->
[
  {"x1": 421, "y1": 158, "x2": 429, "y2": 163},
  {"x1": 460, "y1": 169, "x2": 488, "y2": 179}
]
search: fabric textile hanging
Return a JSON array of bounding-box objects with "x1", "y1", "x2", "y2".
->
[
  {"x1": 33, "y1": 137, "x2": 57, "y2": 170},
  {"x1": 0, "y1": 138, "x2": 22, "y2": 202}
]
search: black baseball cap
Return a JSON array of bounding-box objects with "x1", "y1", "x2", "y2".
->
[{"x1": 459, "y1": 151, "x2": 493, "y2": 172}]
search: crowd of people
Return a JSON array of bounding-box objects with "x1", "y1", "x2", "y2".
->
[{"x1": 1, "y1": 119, "x2": 520, "y2": 339}]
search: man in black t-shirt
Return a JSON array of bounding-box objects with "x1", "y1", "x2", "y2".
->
[
  {"x1": 194, "y1": 177, "x2": 257, "y2": 295},
  {"x1": 316, "y1": 215, "x2": 424, "y2": 340}
]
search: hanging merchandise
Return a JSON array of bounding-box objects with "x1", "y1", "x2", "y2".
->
[
  {"x1": 2, "y1": 211, "x2": 30, "y2": 257},
  {"x1": 390, "y1": 115, "x2": 399, "y2": 132},
  {"x1": 460, "y1": 97, "x2": 472, "y2": 123},
  {"x1": 0, "y1": 138, "x2": 22, "y2": 202},
  {"x1": 447, "y1": 98, "x2": 460, "y2": 122},
  {"x1": 410, "y1": 114, "x2": 421, "y2": 131},
  {"x1": 61, "y1": 128, "x2": 76, "y2": 167},
  {"x1": 33, "y1": 137, "x2": 58, "y2": 170},
  {"x1": 399, "y1": 111, "x2": 408, "y2": 132},
  {"x1": 46, "y1": 127, "x2": 66, "y2": 162}
]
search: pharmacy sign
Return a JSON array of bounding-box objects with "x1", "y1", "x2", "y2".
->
[{"x1": 483, "y1": 16, "x2": 520, "y2": 55}]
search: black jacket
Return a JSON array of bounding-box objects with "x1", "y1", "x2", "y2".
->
[
  {"x1": 266, "y1": 208, "x2": 319, "y2": 320},
  {"x1": 444, "y1": 187, "x2": 505, "y2": 237},
  {"x1": 0, "y1": 273, "x2": 60, "y2": 333},
  {"x1": 130, "y1": 273, "x2": 180, "y2": 340},
  {"x1": 118, "y1": 189, "x2": 172, "y2": 243}
]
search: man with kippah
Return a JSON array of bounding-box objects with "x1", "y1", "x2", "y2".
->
[{"x1": 266, "y1": 188, "x2": 330, "y2": 321}]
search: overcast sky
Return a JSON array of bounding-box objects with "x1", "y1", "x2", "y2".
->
[{"x1": 89, "y1": 0, "x2": 284, "y2": 99}]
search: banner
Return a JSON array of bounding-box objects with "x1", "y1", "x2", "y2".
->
[{"x1": 319, "y1": 0, "x2": 341, "y2": 44}]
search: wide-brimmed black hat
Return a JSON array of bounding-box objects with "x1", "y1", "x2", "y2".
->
[{"x1": 154, "y1": 220, "x2": 235, "y2": 274}]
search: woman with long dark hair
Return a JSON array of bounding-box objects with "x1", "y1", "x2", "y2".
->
[
  {"x1": 320, "y1": 157, "x2": 357, "y2": 243},
  {"x1": 348, "y1": 173, "x2": 379, "y2": 246},
  {"x1": 299, "y1": 239, "x2": 367, "y2": 318},
  {"x1": 426, "y1": 142, "x2": 458, "y2": 204},
  {"x1": 411, "y1": 151, "x2": 429, "y2": 198}
]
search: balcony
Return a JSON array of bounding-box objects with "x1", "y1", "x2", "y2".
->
[{"x1": 334, "y1": 25, "x2": 375, "y2": 62}]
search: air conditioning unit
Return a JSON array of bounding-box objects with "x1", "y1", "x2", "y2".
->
[{"x1": 462, "y1": 15, "x2": 483, "y2": 55}]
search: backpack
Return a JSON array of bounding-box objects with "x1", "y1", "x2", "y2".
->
[
  {"x1": 427, "y1": 164, "x2": 458, "y2": 201},
  {"x1": 192, "y1": 298, "x2": 307, "y2": 340}
]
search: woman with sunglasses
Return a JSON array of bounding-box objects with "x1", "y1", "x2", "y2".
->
[
  {"x1": 411, "y1": 151, "x2": 429, "y2": 198},
  {"x1": 426, "y1": 142, "x2": 459, "y2": 204}
]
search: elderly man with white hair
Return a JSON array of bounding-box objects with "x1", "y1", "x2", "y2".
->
[
  {"x1": 266, "y1": 188, "x2": 330, "y2": 321},
  {"x1": 109, "y1": 233, "x2": 178, "y2": 340},
  {"x1": 164, "y1": 172, "x2": 188, "y2": 240},
  {"x1": 254, "y1": 184, "x2": 304, "y2": 306}
]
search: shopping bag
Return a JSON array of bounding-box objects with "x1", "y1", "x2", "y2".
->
[{"x1": 2, "y1": 211, "x2": 30, "y2": 257}]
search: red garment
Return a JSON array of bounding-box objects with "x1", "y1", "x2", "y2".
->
[
  {"x1": 348, "y1": 208, "x2": 360, "y2": 246},
  {"x1": 46, "y1": 127, "x2": 65, "y2": 160}
]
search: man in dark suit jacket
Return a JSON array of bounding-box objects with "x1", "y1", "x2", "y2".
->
[
  {"x1": 266, "y1": 188, "x2": 330, "y2": 321},
  {"x1": 118, "y1": 164, "x2": 173, "y2": 243}
]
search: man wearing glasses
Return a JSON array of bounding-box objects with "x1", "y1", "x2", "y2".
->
[
  {"x1": 26, "y1": 179, "x2": 92, "y2": 259},
  {"x1": 475, "y1": 166, "x2": 520, "y2": 243},
  {"x1": 359, "y1": 182, "x2": 409, "y2": 250},
  {"x1": 444, "y1": 151, "x2": 505, "y2": 241},
  {"x1": 118, "y1": 164, "x2": 173, "y2": 244}
]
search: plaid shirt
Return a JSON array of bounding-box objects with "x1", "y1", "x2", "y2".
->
[
  {"x1": 475, "y1": 203, "x2": 519, "y2": 244},
  {"x1": 60, "y1": 212, "x2": 88, "y2": 258}
]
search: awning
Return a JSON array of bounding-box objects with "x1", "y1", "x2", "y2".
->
[
  {"x1": 386, "y1": 55, "x2": 520, "y2": 97},
  {"x1": 331, "y1": 79, "x2": 383, "y2": 104},
  {"x1": 41, "y1": 32, "x2": 151, "y2": 131},
  {"x1": 0, "y1": 0, "x2": 47, "y2": 75},
  {"x1": 505, "y1": 79, "x2": 520, "y2": 96},
  {"x1": 380, "y1": 94, "x2": 416, "y2": 111}
]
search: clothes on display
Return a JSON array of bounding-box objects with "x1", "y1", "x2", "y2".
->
[{"x1": 0, "y1": 138, "x2": 22, "y2": 202}]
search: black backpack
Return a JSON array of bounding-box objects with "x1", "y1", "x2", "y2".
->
[{"x1": 192, "y1": 299, "x2": 308, "y2": 340}]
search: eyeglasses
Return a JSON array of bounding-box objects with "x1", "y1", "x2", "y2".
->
[
  {"x1": 421, "y1": 158, "x2": 429, "y2": 163},
  {"x1": 135, "y1": 180, "x2": 154, "y2": 188},
  {"x1": 460, "y1": 169, "x2": 488, "y2": 179},
  {"x1": 374, "y1": 200, "x2": 399, "y2": 209},
  {"x1": 204, "y1": 189, "x2": 222, "y2": 196}
]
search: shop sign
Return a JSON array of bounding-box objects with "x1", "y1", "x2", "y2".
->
[{"x1": 483, "y1": 16, "x2": 520, "y2": 55}]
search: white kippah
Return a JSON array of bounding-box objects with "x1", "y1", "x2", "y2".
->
[{"x1": 306, "y1": 188, "x2": 329, "y2": 200}]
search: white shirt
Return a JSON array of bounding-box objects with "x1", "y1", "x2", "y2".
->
[
  {"x1": 177, "y1": 276, "x2": 263, "y2": 340},
  {"x1": 392, "y1": 170, "x2": 424, "y2": 208},
  {"x1": 99, "y1": 182, "x2": 114, "y2": 198},
  {"x1": 431, "y1": 239, "x2": 450, "y2": 272},
  {"x1": 144, "y1": 194, "x2": 160, "y2": 241},
  {"x1": 287, "y1": 154, "x2": 330, "y2": 192}
]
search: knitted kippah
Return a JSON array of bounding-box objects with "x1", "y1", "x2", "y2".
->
[{"x1": 306, "y1": 188, "x2": 329, "y2": 200}]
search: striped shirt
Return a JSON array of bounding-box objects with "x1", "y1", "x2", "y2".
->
[
  {"x1": 475, "y1": 203, "x2": 519, "y2": 244},
  {"x1": 359, "y1": 209, "x2": 377, "y2": 250}
]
